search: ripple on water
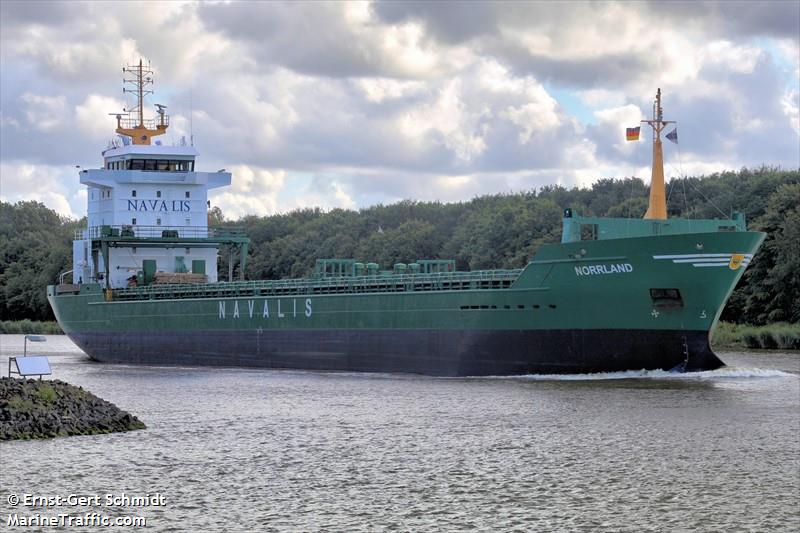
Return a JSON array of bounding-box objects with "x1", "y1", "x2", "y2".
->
[
  {"x1": 493, "y1": 366, "x2": 797, "y2": 381},
  {"x1": 0, "y1": 338, "x2": 797, "y2": 531}
]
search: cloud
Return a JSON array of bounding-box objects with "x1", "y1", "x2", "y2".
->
[
  {"x1": 75, "y1": 94, "x2": 126, "y2": 140},
  {"x1": 197, "y1": 1, "x2": 451, "y2": 79},
  {"x1": 209, "y1": 165, "x2": 286, "y2": 219},
  {"x1": 0, "y1": 0, "x2": 797, "y2": 221},
  {"x1": 0, "y1": 161, "x2": 82, "y2": 217},
  {"x1": 19, "y1": 93, "x2": 67, "y2": 132}
]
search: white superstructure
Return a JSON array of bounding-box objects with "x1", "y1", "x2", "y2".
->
[
  {"x1": 73, "y1": 144, "x2": 232, "y2": 287},
  {"x1": 71, "y1": 59, "x2": 246, "y2": 289}
]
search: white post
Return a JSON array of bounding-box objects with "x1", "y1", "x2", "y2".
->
[{"x1": 23, "y1": 335, "x2": 47, "y2": 357}]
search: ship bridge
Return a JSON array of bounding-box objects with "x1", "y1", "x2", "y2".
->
[{"x1": 70, "y1": 59, "x2": 248, "y2": 289}]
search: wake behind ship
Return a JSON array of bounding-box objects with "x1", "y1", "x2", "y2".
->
[{"x1": 48, "y1": 65, "x2": 764, "y2": 376}]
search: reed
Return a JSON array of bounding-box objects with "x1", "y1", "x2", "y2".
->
[
  {"x1": 712, "y1": 322, "x2": 800, "y2": 350},
  {"x1": 0, "y1": 320, "x2": 63, "y2": 334}
]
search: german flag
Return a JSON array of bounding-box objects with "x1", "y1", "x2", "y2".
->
[{"x1": 626, "y1": 127, "x2": 640, "y2": 141}]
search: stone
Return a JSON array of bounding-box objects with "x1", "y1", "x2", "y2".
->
[{"x1": 0, "y1": 378, "x2": 146, "y2": 440}]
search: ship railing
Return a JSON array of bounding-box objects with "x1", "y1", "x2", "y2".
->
[
  {"x1": 58, "y1": 269, "x2": 74, "y2": 285},
  {"x1": 110, "y1": 269, "x2": 525, "y2": 301},
  {"x1": 75, "y1": 225, "x2": 246, "y2": 240},
  {"x1": 117, "y1": 116, "x2": 169, "y2": 130}
]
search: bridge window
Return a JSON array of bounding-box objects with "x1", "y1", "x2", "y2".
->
[
  {"x1": 132, "y1": 218, "x2": 137, "y2": 225},
  {"x1": 132, "y1": 190, "x2": 136, "y2": 197},
  {"x1": 156, "y1": 191, "x2": 161, "y2": 198},
  {"x1": 122, "y1": 159, "x2": 193, "y2": 172},
  {"x1": 156, "y1": 218, "x2": 161, "y2": 226},
  {"x1": 185, "y1": 191, "x2": 190, "y2": 198}
]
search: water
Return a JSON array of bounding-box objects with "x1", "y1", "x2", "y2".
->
[{"x1": 1, "y1": 335, "x2": 798, "y2": 531}]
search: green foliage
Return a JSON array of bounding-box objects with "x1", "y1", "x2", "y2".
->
[
  {"x1": 0, "y1": 201, "x2": 83, "y2": 321},
  {"x1": 712, "y1": 321, "x2": 800, "y2": 350},
  {"x1": 35, "y1": 383, "x2": 57, "y2": 404},
  {"x1": 0, "y1": 320, "x2": 63, "y2": 334},
  {"x1": 1, "y1": 167, "x2": 798, "y2": 327},
  {"x1": 445, "y1": 195, "x2": 561, "y2": 269},
  {"x1": 6, "y1": 396, "x2": 35, "y2": 412}
]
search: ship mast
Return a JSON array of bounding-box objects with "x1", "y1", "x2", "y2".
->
[
  {"x1": 642, "y1": 88, "x2": 674, "y2": 220},
  {"x1": 115, "y1": 59, "x2": 169, "y2": 145}
]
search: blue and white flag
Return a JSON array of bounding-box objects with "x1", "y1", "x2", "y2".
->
[{"x1": 666, "y1": 128, "x2": 678, "y2": 144}]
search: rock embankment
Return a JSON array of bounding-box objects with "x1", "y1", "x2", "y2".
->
[{"x1": 0, "y1": 377, "x2": 145, "y2": 440}]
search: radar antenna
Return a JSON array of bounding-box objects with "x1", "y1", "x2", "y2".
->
[{"x1": 114, "y1": 59, "x2": 169, "y2": 145}]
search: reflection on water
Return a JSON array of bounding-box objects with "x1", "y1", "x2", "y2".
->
[{"x1": 1, "y1": 335, "x2": 798, "y2": 531}]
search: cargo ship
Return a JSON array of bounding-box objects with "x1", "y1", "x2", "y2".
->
[{"x1": 47, "y1": 63, "x2": 765, "y2": 376}]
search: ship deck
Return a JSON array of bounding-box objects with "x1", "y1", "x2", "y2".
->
[{"x1": 108, "y1": 268, "x2": 524, "y2": 301}]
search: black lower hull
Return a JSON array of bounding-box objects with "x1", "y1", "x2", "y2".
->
[{"x1": 69, "y1": 328, "x2": 723, "y2": 377}]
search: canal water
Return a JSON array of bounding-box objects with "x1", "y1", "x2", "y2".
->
[{"x1": 1, "y1": 335, "x2": 798, "y2": 531}]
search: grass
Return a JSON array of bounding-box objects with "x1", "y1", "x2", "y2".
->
[
  {"x1": 0, "y1": 320, "x2": 63, "y2": 334},
  {"x1": 35, "y1": 383, "x2": 57, "y2": 404},
  {"x1": 712, "y1": 321, "x2": 800, "y2": 351},
  {"x1": 6, "y1": 396, "x2": 35, "y2": 412}
]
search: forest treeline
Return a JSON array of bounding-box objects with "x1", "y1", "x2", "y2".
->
[{"x1": 1, "y1": 167, "x2": 798, "y2": 325}]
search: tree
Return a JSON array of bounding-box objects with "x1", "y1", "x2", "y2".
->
[
  {"x1": 0, "y1": 202, "x2": 81, "y2": 320},
  {"x1": 737, "y1": 183, "x2": 800, "y2": 324},
  {"x1": 2, "y1": 167, "x2": 798, "y2": 324}
]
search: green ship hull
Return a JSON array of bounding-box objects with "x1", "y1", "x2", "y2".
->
[{"x1": 48, "y1": 228, "x2": 764, "y2": 376}]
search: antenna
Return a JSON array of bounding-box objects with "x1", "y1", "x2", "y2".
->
[
  {"x1": 154, "y1": 103, "x2": 167, "y2": 128},
  {"x1": 122, "y1": 59, "x2": 153, "y2": 128},
  {"x1": 189, "y1": 84, "x2": 194, "y2": 146},
  {"x1": 114, "y1": 59, "x2": 169, "y2": 145}
]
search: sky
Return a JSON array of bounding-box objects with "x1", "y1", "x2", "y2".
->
[{"x1": 1, "y1": 0, "x2": 798, "y2": 220}]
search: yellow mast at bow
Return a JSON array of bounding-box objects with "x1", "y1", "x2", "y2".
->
[{"x1": 642, "y1": 88, "x2": 674, "y2": 220}]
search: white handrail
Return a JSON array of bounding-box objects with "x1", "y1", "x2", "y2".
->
[{"x1": 58, "y1": 269, "x2": 74, "y2": 284}]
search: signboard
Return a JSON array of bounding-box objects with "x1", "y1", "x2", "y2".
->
[{"x1": 11, "y1": 356, "x2": 51, "y2": 376}]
